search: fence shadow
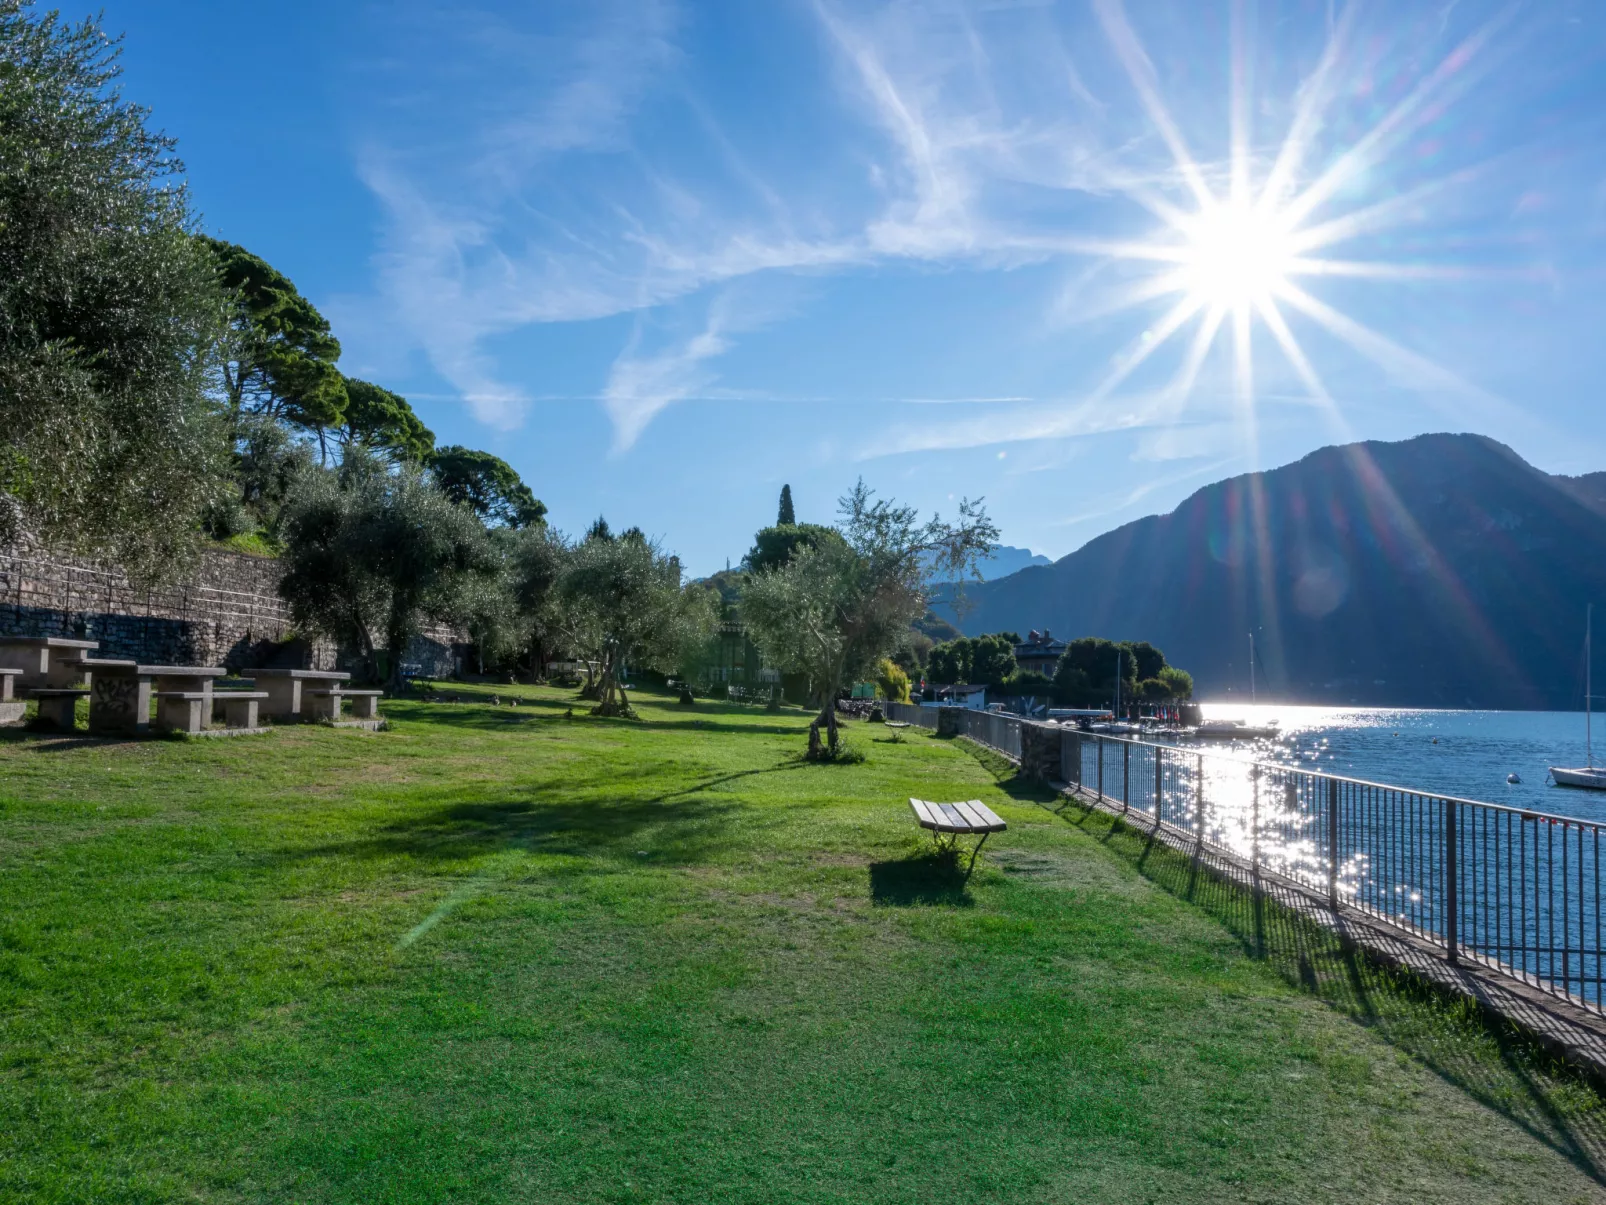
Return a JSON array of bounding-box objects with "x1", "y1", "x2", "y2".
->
[{"x1": 1058, "y1": 791, "x2": 1606, "y2": 1185}]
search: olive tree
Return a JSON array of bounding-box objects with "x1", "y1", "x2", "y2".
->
[
  {"x1": 0, "y1": 3, "x2": 231, "y2": 576},
  {"x1": 741, "y1": 481, "x2": 997, "y2": 760},
  {"x1": 278, "y1": 456, "x2": 496, "y2": 689},
  {"x1": 556, "y1": 528, "x2": 716, "y2": 718}
]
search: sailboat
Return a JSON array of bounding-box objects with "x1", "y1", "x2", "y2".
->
[{"x1": 1551, "y1": 603, "x2": 1606, "y2": 791}]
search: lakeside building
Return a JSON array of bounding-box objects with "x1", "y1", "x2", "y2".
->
[
  {"x1": 922, "y1": 683, "x2": 989, "y2": 710},
  {"x1": 1014, "y1": 629, "x2": 1068, "y2": 677}
]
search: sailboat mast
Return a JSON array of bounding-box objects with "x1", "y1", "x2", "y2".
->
[
  {"x1": 1248, "y1": 632, "x2": 1256, "y2": 706},
  {"x1": 1589, "y1": 603, "x2": 1594, "y2": 769}
]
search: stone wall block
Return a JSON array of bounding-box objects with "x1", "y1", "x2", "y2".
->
[
  {"x1": 1, "y1": 540, "x2": 465, "y2": 674},
  {"x1": 1018, "y1": 721, "x2": 1064, "y2": 783}
]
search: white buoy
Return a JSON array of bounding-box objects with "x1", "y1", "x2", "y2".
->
[{"x1": 1507, "y1": 772, "x2": 1522, "y2": 785}]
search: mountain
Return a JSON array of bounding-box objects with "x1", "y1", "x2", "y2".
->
[
  {"x1": 943, "y1": 434, "x2": 1606, "y2": 709},
  {"x1": 975, "y1": 545, "x2": 1052, "y2": 581}
]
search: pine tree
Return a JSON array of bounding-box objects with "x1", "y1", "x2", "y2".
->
[{"x1": 777, "y1": 484, "x2": 796, "y2": 526}]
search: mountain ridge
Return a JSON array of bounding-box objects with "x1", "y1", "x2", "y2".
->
[{"x1": 944, "y1": 433, "x2": 1606, "y2": 709}]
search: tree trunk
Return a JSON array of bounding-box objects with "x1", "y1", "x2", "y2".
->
[{"x1": 807, "y1": 700, "x2": 841, "y2": 760}]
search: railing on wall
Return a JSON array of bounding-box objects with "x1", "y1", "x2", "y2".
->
[{"x1": 883, "y1": 702, "x2": 1606, "y2": 1016}]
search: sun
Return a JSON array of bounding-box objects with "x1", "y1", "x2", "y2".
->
[
  {"x1": 1070, "y1": 1, "x2": 1493, "y2": 424},
  {"x1": 1178, "y1": 199, "x2": 1295, "y2": 312}
]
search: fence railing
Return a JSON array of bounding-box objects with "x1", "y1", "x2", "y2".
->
[{"x1": 883, "y1": 702, "x2": 1606, "y2": 1015}]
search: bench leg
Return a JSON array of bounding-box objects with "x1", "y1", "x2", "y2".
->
[
  {"x1": 964, "y1": 832, "x2": 991, "y2": 881},
  {"x1": 353, "y1": 694, "x2": 379, "y2": 720},
  {"x1": 259, "y1": 679, "x2": 300, "y2": 720},
  {"x1": 223, "y1": 698, "x2": 260, "y2": 730},
  {"x1": 35, "y1": 695, "x2": 78, "y2": 731},
  {"x1": 89, "y1": 675, "x2": 150, "y2": 734},
  {"x1": 157, "y1": 697, "x2": 206, "y2": 735},
  {"x1": 311, "y1": 694, "x2": 344, "y2": 722}
]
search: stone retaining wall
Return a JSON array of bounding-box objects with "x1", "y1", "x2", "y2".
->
[{"x1": 0, "y1": 539, "x2": 466, "y2": 676}]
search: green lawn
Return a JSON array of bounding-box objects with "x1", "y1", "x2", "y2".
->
[{"x1": 3, "y1": 685, "x2": 1606, "y2": 1203}]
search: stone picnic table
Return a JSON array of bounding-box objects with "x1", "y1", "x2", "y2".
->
[
  {"x1": 73, "y1": 659, "x2": 229, "y2": 735},
  {"x1": 0, "y1": 636, "x2": 100, "y2": 689},
  {"x1": 0, "y1": 636, "x2": 99, "y2": 728},
  {"x1": 248, "y1": 669, "x2": 382, "y2": 724}
]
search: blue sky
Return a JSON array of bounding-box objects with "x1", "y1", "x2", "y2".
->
[{"x1": 108, "y1": 0, "x2": 1606, "y2": 576}]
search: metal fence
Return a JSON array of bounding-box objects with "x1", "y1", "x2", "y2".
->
[
  {"x1": 885, "y1": 702, "x2": 1606, "y2": 1015},
  {"x1": 887, "y1": 701, "x2": 937, "y2": 729}
]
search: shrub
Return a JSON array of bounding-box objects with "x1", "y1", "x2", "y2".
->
[{"x1": 876, "y1": 657, "x2": 912, "y2": 703}]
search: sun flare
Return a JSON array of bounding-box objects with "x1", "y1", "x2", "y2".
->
[
  {"x1": 1076, "y1": 1, "x2": 1496, "y2": 428},
  {"x1": 1178, "y1": 200, "x2": 1295, "y2": 311}
]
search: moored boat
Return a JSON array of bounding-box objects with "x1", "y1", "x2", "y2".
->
[
  {"x1": 1550, "y1": 603, "x2": 1604, "y2": 792},
  {"x1": 1551, "y1": 766, "x2": 1606, "y2": 790}
]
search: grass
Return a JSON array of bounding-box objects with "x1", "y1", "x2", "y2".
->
[
  {"x1": 3, "y1": 684, "x2": 1606, "y2": 1203},
  {"x1": 210, "y1": 530, "x2": 282, "y2": 558}
]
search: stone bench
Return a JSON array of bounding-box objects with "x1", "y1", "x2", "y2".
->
[
  {"x1": 156, "y1": 690, "x2": 270, "y2": 735},
  {"x1": 211, "y1": 690, "x2": 269, "y2": 731},
  {"x1": 308, "y1": 689, "x2": 383, "y2": 722},
  {"x1": 29, "y1": 688, "x2": 90, "y2": 731}
]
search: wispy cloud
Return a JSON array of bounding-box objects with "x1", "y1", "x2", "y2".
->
[
  {"x1": 345, "y1": 0, "x2": 1545, "y2": 453},
  {"x1": 602, "y1": 310, "x2": 731, "y2": 453}
]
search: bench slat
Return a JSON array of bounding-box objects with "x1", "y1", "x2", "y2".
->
[
  {"x1": 909, "y1": 797, "x2": 1006, "y2": 835},
  {"x1": 955, "y1": 800, "x2": 1006, "y2": 832},
  {"x1": 967, "y1": 800, "x2": 1006, "y2": 830},
  {"x1": 949, "y1": 800, "x2": 988, "y2": 829},
  {"x1": 909, "y1": 798, "x2": 939, "y2": 830}
]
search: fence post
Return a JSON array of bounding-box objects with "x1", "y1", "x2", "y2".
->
[
  {"x1": 1195, "y1": 753, "x2": 1205, "y2": 850},
  {"x1": 1154, "y1": 746, "x2": 1163, "y2": 824},
  {"x1": 1445, "y1": 797, "x2": 1459, "y2": 964},
  {"x1": 1250, "y1": 766, "x2": 1261, "y2": 881},
  {"x1": 1122, "y1": 741, "x2": 1130, "y2": 813},
  {"x1": 1098, "y1": 739, "x2": 1104, "y2": 800},
  {"x1": 1327, "y1": 777, "x2": 1339, "y2": 910}
]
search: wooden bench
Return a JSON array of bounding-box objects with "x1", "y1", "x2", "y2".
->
[
  {"x1": 308, "y1": 689, "x2": 382, "y2": 723},
  {"x1": 909, "y1": 797, "x2": 1006, "y2": 874},
  {"x1": 29, "y1": 688, "x2": 90, "y2": 731},
  {"x1": 155, "y1": 690, "x2": 270, "y2": 735}
]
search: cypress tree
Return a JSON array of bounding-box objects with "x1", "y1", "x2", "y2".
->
[{"x1": 777, "y1": 484, "x2": 795, "y2": 526}]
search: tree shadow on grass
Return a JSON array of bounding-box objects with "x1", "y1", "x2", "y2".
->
[
  {"x1": 0, "y1": 728, "x2": 142, "y2": 753},
  {"x1": 869, "y1": 850, "x2": 975, "y2": 907},
  {"x1": 276, "y1": 790, "x2": 743, "y2": 869}
]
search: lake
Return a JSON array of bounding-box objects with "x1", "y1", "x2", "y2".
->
[{"x1": 1196, "y1": 703, "x2": 1602, "y2": 821}]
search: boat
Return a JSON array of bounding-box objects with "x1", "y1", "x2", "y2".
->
[
  {"x1": 1551, "y1": 603, "x2": 1605, "y2": 791},
  {"x1": 1192, "y1": 718, "x2": 1281, "y2": 741}
]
